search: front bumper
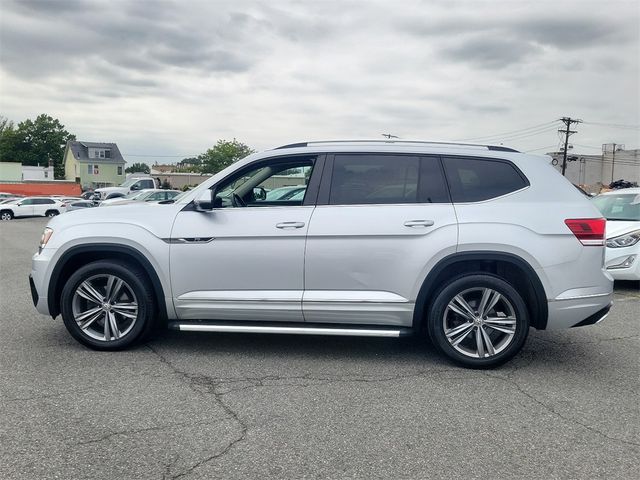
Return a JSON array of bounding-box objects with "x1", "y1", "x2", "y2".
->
[
  {"x1": 605, "y1": 247, "x2": 640, "y2": 280},
  {"x1": 31, "y1": 249, "x2": 55, "y2": 316}
]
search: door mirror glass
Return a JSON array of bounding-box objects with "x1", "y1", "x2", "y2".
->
[
  {"x1": 253, "y1": 186, "x2": 267, "y2": 201},
  {"x1": 194, "y1": 188, "x2": 215, "y2": 211}
]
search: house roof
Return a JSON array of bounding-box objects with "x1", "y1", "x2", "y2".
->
[{"x1": 66, "y1": 141, "x2": 126, "y2": 164}]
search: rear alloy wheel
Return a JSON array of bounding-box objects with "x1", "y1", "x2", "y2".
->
[
  {"x1": 60, "y1": 261, "x2": 156, "y2": 350},
  {"x1": 428, "y1": 274, "x2": 529, "y2": 368},
  {"x1": 0, "y1": 211, "x2": 13, "y2": 221}
]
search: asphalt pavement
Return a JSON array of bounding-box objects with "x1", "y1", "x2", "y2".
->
[{"x1": 1, "y1": 217, "x2": 638, "y2": 479}]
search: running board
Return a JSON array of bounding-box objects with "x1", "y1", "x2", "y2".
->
[{"x1": 169, "y1": 322, "x2": 411, "y2": 338}]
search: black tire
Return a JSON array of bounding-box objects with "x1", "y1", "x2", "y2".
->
[
  {"x1": 60, "y1": 260, "x2": 156, "y2": 350},
  {"x1": 427, "y1": 274, "x2": 529, "y2": 368},
  {"x1": 0, "y1": 210, "x2": 13, "y2": 221},
  {"x1": 45, "y1": 210, "x2": 59, "y2": 217}
]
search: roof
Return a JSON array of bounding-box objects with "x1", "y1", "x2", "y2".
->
[
  {"x1": 66, "y1": 141, "x2": 125, "y2": 163},
  {"x1": 274, "y1": 139, "x2": 519, "y2": 153}
]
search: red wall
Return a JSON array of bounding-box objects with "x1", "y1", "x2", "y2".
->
[{"x1": 0, "y1": 183, "x2": 82, "y2": 196}]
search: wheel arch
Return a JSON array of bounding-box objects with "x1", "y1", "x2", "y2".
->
[
  {"x1": 47, "y1": 244, "x2": 167, "y2": 322},
  {"x1": 413, "y1": 251, "x2": 548, "y2": 331}
]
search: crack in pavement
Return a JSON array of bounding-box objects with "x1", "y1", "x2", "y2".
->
[
  {"x1": 145, "y1": 344, "x2": 248, "y2": 480},
  {"x1": 482, "y1": 371, "x2": 640, "y2": 449},
  {"x1": 70, "y1": 418, "x2": 228, "y2": 447}
]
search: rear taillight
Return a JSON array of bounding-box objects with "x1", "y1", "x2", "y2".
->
[{"x1": 564, "y1": 218, "x2": 606, "y2": 246}]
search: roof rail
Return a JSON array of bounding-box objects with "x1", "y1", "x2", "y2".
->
[{"x1": 274, "y1": 139, "x2": 519, "y2": 153}]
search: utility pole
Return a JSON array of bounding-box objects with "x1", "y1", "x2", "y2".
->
[
  {"x1": 611, "y1": 143, "x2": 617, "y2": 183},
  {"x1": 558, "y1": 117, "x2": 582, "y2": 176}
]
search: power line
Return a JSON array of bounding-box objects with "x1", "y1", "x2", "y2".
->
[
  {"x1": 455, "y1": 121, "x2": 559, "y2": 142},
  {"x1": 524, "y1": 144, "x2": 559, "y2": 152},
  {"x1": 582, "y1": 121, "x2": 640, "y2": 130},
  {"x1": 123, "y1": 153, "x2": 198, "y2": 157}
]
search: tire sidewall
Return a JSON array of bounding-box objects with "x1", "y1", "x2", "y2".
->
[
  {"x1": 60, "y1": 261, "x2": 154, "y2": 350},
  {"x1": 1, "y1": 211, "x2": 13, "y2": 220},
  {"x1": 428, "y1": 274, "x2": 530, "y2": 368}
]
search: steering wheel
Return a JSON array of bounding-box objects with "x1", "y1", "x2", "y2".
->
[{"x1": 232, "y1": 193, "x2": 246, "y2": 207}]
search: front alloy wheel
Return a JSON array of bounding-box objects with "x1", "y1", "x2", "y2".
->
[
  {"x1": 72, "y1": 274, "x2": 139, "y2": 341},
  {"x1": 60, "y1": 260, "x2": 156, "y2": 350}
]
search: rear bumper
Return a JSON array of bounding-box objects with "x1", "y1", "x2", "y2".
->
[
  {"x1": 570, "y1": 304, "x2": 612, "y2": 328},
  {"x1": 546, "y1": 292, "x2": 613, "y2": 329}
]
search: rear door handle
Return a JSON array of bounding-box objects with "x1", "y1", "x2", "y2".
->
[
  {"x1": 404, "y1": 220, "x2": 435, "y2": 228},
  {"x1": 276, "y1": 221, "x2": 305, "y2": 229}
]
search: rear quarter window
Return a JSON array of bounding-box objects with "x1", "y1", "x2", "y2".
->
[{"x1": 443, "y1": 157, "x2": 528, "y2": 202}]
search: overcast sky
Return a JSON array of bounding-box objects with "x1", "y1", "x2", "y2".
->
[{"x1": 1, "y1": 0, "x2": 638, "y2": 164}]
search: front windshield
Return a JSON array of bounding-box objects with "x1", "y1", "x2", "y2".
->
[
  {"x1": 592, "y1": 193, "x2": 640, "y2": 221},
  {"x1": 123, "y1": 190, "x2": 146, "y2": 200},
  {"x1": 119, "y1": 178, "x2": 138, "y2": 188}
]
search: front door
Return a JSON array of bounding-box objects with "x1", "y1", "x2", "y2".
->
[
  {"x1": 303, "y1": 153, "x2": 458, "y2": 326},
  {"x1": 170, "y1": 155, "x2": 321, "y2": 322}
]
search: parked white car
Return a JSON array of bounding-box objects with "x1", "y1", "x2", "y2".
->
[
  {"x1": 592, "y1": 187, "x2": 640, "y2": 280},
  {"x1": 100, "y1": 189, "x2": 182, "y2": 206},
  {"x1": 94, "y1": 177, "x2": 158, "y2": 200},
  {"x1": 30, "y1": 140, "x2": 613, "y2": 368},
  {"x1": 1, "y1": 197, "x2": 63, "y2": 220}
]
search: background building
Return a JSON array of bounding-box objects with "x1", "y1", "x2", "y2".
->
[
  {"x1": 22, "y1": 165, "x2": 54, "y2": 180},
  {"x1": 63, "y1": 141, "x2": 126, "y2": 190},
  {"x1": 549, "y1": 146, "x2": 639, "y2": 192}
]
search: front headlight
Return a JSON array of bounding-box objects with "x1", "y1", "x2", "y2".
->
[
  {"x1": 39, "y1": 227, "x2": 53, "y2": 253},
  {"x1": 606, "y1": 229, "x2": 640, "y2": 248}
]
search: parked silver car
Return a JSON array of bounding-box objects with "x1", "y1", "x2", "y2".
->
[{"x1": 30, "y1": 140, "x2": 612, "y2": 367}]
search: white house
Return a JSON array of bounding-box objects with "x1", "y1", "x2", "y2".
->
[{"x1": 22, "y1": 165, "x2": 54, "y2": 181}]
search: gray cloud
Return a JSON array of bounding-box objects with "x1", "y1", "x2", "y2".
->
[{"x1": 0, "y1": 0, "x2": 637, "y2": 158}]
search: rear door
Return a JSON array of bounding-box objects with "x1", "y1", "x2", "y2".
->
[
  {"x1": 303, "y1": 153, "x2": 457, "y2": 326},
  {"x1": 13, "y1": 198, "x2": 35, "y2": 217},
  {"x1": 33, "y1": 198, "x2": 55, "y2": 216}
]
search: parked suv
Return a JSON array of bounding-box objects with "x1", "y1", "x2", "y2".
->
[
  {"x1": 29, "y1": 140, "x2": 613, "y2": 367},
  {"x1": 1, "y1": 196, "x2": 62, "y2": 220}
]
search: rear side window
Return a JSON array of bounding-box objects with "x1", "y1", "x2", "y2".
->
[
  {"x1": 443, "y1": 157, "x2": 528, "y2": 202},
  {"x1": 329, "y1": 154, "x2": 448, "y2": 205}
]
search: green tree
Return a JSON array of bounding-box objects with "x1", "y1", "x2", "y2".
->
[
  {"x1": 3, "y1": 114, "x2": 76, "y2": 179},
  {"x1": 199, "y1": 139, "x2": 254, "y2": 174},
  {"x1": 0, "y1": 116, "x2": 22, "y2": 163},
  {"x1": 125, "y1": 162, "x2": 151, "y2": 174}
]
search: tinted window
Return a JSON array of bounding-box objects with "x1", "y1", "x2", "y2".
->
[
  {"x1": 33, "y1": 198, "x2": 54, "y2": 205},
  {"x1": 20, "y1": 199, "x2": 34, "y2": 205},
  {"x1": 142, "y1": 180, "x2": 154, "y2": 189},
  {"x1": 329, "y1": 155, "x2": 448, "y2": 205},
  {"x1": 443, "y1": 157, "x2": 527, "y2": 202},
  {"x1": 330, "y1": 155, "x2": 419, "y2": 205}
]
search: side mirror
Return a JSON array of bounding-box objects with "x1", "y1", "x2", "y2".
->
[
  {"x1": 253, "y1": 187, "x2": 267, "y2": 201},
  {"x1": 194, "y1": 188, "x2": 215, "y2": 211},
  {"x1": 130, "y1": 184, "x2": 140, "y2": 191}
]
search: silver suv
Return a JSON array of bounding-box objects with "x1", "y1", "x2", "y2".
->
[{"x1": 30, "y1": 140, "x2": 613, "y2": 367}]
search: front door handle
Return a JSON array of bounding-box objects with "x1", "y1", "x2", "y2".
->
[
  {"x1": 404, "y1": 220, "x2": 435, "y2": 228},
  {"x1": 276, "y1": 221, "x2": 305, "y2": 229}
]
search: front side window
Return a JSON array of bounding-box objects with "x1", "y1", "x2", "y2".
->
[
  {"x1": 214, "y1": 157, "x2": 314, "y2": 208},
  {"x1": 443, "y1": 157, "x2": 528, "y2": 202},
  {"x1": 20, "y1": 199, "x2": 34, "y2": 206}
]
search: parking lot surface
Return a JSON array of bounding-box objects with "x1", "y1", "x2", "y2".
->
[{"x1": 1, "y1": 217, "x2": 639, "y2": 479}]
